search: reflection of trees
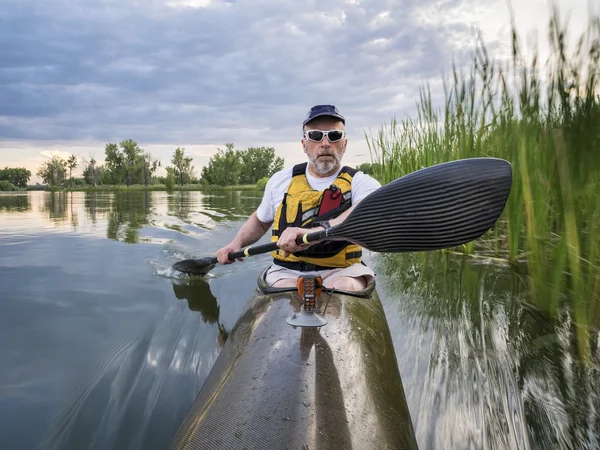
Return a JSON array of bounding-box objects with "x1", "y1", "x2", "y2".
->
[
  {"x1": 167, "y1": 191, "x2": 194, "y2": 222},
  {"x1": 374, "y1": 252, "x2": 599, "y2": 450},
  {"x1": 200, "y1": 191, "x2": 263, "y2": 222},
  {"x1": 69, "y1": 192, "x2": 78, "y2": 230},
  {"x1": 42, "y1": 192, "x2": 68, "y2": 221},
  {"x1": 84, "y1": 191, "x2": 113, "y2": 225},
  {"x1": 105, "y1": 191, "x2": 152, "y2": 243},
  {"x1": 0, "y1": 194, "x2": 30, "y2": 212},
  {"x1": 171, "y1": 278, "x2": 229, "y2": 348}
]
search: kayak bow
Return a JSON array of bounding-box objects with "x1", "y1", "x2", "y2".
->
[{"x1": 169, "y1": 268, "x2": 418, "y2": 450}]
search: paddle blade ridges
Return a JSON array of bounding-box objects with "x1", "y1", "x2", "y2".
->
[{"x1": 332, "y1": 158, "x2": 512, "y2": 253}]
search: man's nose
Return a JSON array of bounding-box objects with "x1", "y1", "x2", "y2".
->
[{"x1": 320, "y1": 136, "x2": 331, "y2": 146}]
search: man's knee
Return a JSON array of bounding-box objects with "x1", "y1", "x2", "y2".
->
[{"x1": 323, "y1": 276, "x2": 366, "y2": 292}]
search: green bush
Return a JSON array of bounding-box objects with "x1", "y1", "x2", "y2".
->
[
  {"x1": 256, "y1": 177, "x2": 269, "y2": 190},
  {"x1": 0, "y1": 180, "x2": 17, "y2": 191},
  {"x1": 165, "y1": 172, "x2": 175, "y2": 191}
]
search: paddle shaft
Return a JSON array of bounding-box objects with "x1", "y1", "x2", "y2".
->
[{"x1": 221, "y1": 228, "x2": 329, "y2": 262}]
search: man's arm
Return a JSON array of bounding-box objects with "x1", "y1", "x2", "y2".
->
[
  {"x1": 216, "y1": 212, "x2": 273, "y2": 264},
  {"x1": 231, "y1": 212, "x2": 272, "y2": 248}
]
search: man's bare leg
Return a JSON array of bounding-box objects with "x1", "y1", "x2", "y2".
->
[
  {"x1": 324, "y1": 276, "x2": 366, "y2": 292},
  {"x1": 271, "y1": 276, "x2": 366, "y2": 291}
]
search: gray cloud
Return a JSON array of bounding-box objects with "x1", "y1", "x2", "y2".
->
[{"x1": 0, "y1": 0, "x2": 489, "y2": 144}]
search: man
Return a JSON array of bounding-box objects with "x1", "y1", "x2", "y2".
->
[{"x1": 216, "y1": 105, "x2": 381, "y2": 292}]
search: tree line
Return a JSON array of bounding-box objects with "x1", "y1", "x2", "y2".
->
[
  {"x1": 2, "y1": 139, "x2": 379, "y2": 191},
  {"x1": 0, "y1": 140, "x2": 287, "y2": 190}
]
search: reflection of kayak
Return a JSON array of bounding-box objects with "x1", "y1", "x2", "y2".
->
[{"x1": 169, "y1": 267, "x2": 418, "y2": 449}]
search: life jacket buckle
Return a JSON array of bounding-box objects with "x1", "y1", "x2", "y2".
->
[{"x1": 329, "y1": 184, "x2": 342, "y2": 199}]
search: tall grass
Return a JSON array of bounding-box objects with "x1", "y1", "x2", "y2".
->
[{"x1": 366, "y1": 6, "x2": 600, "y2": 360}]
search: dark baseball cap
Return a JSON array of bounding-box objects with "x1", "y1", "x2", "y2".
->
[{"x1": 302, "y1": 104, "x2": 345, "y2": 127}]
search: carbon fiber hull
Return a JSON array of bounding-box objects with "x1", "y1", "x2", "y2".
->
[{"x1": 169, "y1": 270, "x2": 418, "y2": 450}]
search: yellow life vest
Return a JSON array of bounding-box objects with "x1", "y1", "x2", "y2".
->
[{"x1": 271, "y1": 163, "x2": 362, "y2": 270}]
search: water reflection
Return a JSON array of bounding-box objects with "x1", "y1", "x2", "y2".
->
[
  {"x1": 375, "y1": 251, "x2": 600, "y2": 450},
  {"x1": 39, "y1": 192, "x2": 79, "y2": 230},
  {"x1": 0, "y1": 194, "x2": 30, "y2": 212},
  {"x1": 106, "y1": 192, "x2": 152, "y2": 243},
  {"x1": 167, "y1": 191, "x2": 194, "y2": 223},
  {"x1": 0, "y1": 190, "x2": 264, "y2": 242},
  {"x1": 171, "y1": 277, "x2": 230, "y2": 350},
  {"x1": 200, "y1": 190, "x2": 263, "y2": 222}
]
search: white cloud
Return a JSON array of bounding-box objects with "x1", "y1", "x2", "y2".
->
[{"x1": 166, "y1": 0, "x2": 214, "y2": 8}]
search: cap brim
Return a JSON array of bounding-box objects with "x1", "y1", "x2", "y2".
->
[{"x1": 303, "y1": 113, "x2": 345, "y2": 127}]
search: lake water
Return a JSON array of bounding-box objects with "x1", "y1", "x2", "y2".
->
[{"x1": 1, "y1": 190, "x2": 598, "y2": 449}]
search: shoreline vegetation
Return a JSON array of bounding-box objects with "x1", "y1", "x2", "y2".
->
[
  {"x1": 366, "y1": 6, "x2": 600, "y2": 361},
  {"x1": 17, "y1": 183, "x2": 264, "y2": 192}
]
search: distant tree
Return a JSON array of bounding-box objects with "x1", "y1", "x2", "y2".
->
[
  {"x1": 238, "y1": 147, "x2": 284, "y2": 184},
  {"x1": 170, "y1": 147, "x2": 194, "y2": 186},
  {"x1": 37, "y1": 156, "x2": 68, "y2": 186},
  {"x1": 201, "y1": 143, "x2": 243, "y2": 186},
  {"x1": 67, "y1": 154, "x2": 78, "y2": 184},
  {"x1": 165, "y1": 169, "x2": 175, "y2": 191},
  {"x1": 104, "y1": 143, "x2": 124, "y2": 184},
  {"x1": 140, "y1": 151, "x2": 161, "y2": 186},
  {"x1": 82, "y1": 154, "x2": 102, "y2": 187},
  {"x1": 102, "y1": 140, "x2": 157, "y2": 185},
  {"x1": 0, "y1": 167, "x2": 31, "y2": 188},
  {"x1": 120, "y1": 139, "x2": 143, "y2": 186}
]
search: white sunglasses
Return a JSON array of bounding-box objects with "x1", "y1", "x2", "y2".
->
[{"x1": 304, "y1": 129, "x2": 346, "y2": 143}]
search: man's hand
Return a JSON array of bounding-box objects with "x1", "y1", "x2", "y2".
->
[
  {"x1": 277, "y1": 226, "x2": 324, "y2": 258},
  {"x1": 216, "y1": 240, "x2": 243, "y2": 264}
]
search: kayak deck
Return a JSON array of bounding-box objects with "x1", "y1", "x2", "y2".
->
[{"x1": 169, "y1": 273, "x2": 417, "y2": 450}]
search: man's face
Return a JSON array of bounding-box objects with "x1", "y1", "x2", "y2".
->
[{"x1": 301, "y1": 117, "x2": 347, "y2": 177}]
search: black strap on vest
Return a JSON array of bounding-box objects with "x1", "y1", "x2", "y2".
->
[{"x1": 272, "y1": 163, "x2": 357, "y2": 237}]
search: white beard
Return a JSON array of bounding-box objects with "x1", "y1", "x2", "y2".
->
[{"x1": 308, "y1": 150, "x2": 344, "y2": 176}]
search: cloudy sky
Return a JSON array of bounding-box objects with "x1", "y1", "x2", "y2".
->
[{"x1": 0, "y1": 0, "x2": 593, "y2": 182}]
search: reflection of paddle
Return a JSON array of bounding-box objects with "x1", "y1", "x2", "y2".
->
[
  {"x1": 173, "y1": 157, "x2": 512, "y2": 276},
  {"x1": 171, "y1": 278, "x2": 230, "y2": 347}
]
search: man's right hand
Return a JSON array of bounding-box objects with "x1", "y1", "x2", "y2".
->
[{"x1": 216, "y1": 241, "x2": 243, "y2": 264}]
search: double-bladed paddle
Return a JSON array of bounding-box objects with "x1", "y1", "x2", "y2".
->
[{"x1": 172, "y1": 157, "x2": 512, "y2": 276}]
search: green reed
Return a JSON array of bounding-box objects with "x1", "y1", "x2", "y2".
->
[{"x1": 366, "y1": 6, "x2": 600, "y2": 360}]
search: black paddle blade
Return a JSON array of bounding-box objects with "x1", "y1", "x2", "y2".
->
[
  {"x1": 172, "y1": 257, "x2": 217, "y2": 276},
  {"x1": 330, "y1": 158, "x2": 512, "y2": 252}
]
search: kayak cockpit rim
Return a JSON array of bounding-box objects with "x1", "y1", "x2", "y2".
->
[{"x1": 256, "y1": 265, "x2": 377, "y2": 298}]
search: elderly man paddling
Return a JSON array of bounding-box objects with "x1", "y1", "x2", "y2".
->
[{"x1": 216, "y1": 105, "x2": 381, "y2": 291}]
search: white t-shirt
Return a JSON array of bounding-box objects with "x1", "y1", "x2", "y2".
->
[{"x1": 256, "y1": 165, "x2": 382, "y2": 224}]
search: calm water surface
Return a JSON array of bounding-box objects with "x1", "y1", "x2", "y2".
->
[{"x1": 0, "y1": 190, "x2": 598, "y2": 449}]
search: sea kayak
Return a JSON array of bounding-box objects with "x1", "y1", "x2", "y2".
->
[{"x1": 169, "y1": 267, "x2": 418, "y2": 450}]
